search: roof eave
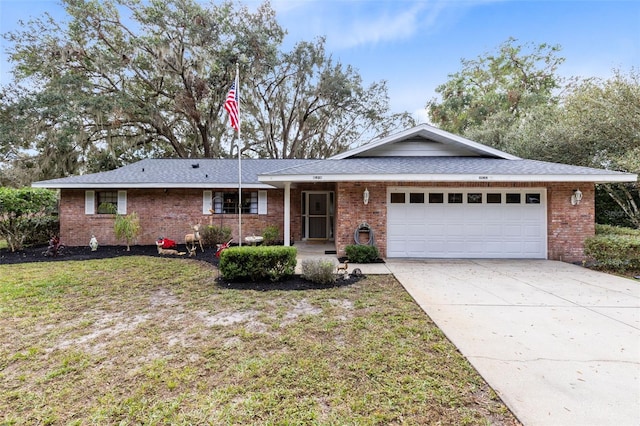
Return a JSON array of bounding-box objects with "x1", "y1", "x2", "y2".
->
[
  {"x1": 258, "y1": 173, "x2": 638, "y2": 184},
  {"x1": 31, "y1": 182, "x2": 277, "y2": 189}
]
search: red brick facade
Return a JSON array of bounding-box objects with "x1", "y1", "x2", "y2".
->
[
  {"x1": 60, "y1": 188, "x2": 291, "y2": 248},
  {"x1": 60, "y1": 181, "x2": 595, "y2": 263},
  {"x1": 333, "y1": 181, "x2": 595, "y2": 263}
]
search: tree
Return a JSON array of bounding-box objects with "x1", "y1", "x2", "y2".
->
[
  {"x1": 476, "y1": 69, "x2": 640, "y2": 228},
  {"x1": 427, "y1": 38, "x2": 566, "y2": 150},
  {"x1": 552, "y1": 71, "x2": 640, "y2": 228},
  {"x1": 0, "y1": 187, "x2": 58, "y2": 251},
  {"x1": 243, "y1": 38, "x2": 411, "y2": 159},
  {"x1": 1, "y1": 0, "x2": 405, "y2": 184},
  {"x1": 2, "y1": 0, "x2": 284, "y2": 180},
  {"x1": 426, "y1": 38, "x2": 638, "y2": 227}
]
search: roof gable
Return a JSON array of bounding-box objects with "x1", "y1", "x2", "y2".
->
[{"x1": 330, "y1": 123, "x2": 520, "y2": 160}]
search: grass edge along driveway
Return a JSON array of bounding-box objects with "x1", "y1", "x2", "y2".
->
[{"x1": 0, "y1": 256, "x2": 519, "y2": 425}]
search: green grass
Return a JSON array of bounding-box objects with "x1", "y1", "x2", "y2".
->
[{"x1": 0, "y1": 257, "x2": 519, "y2": 425}]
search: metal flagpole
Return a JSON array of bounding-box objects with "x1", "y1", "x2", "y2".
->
[{"x1": 236, "y1": 63, "x2": 242, "y2": 247}]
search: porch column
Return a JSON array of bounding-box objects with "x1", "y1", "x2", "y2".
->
[{"x1": 284, "y1": 182, "x2": 291, "y2": 246}]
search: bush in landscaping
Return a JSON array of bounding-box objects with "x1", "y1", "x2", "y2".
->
[
  {"x1": 219, "y1": 246, "x2": 297, "y2": 282},
  {"x1": 301, "y1": 259, "x2": 337, "y2": 285},
  {"x1": 262, "y1": 225, "x2": 279, "y2": 245},
  {"x1": 0, "y1": 187, "x2": 58, "y2": 251},
  {"x1": 114, "y1": 212, "x2": 141, "y2": 251},
  {"x1": 201, "y1": 224, "x2": 233, "y2": 247},
  {"x1": 585, "y1": 226, "x2": 640, "y2": 272},
  {"x1": 24, "y1": 215, "x2": 59, "y2": 245},
  {"x1": 595, "y1": 224, "x2": 640, "y2": 237},
  {"x1": 345, "y1": 244, "x2": 380, "y2": 263}
]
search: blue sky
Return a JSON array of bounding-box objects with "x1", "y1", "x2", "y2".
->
[{"x1": 1, "y1": 0, "x2": 639, "y2": 122}]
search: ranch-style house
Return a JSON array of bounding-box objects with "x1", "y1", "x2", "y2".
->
[{"x1": 32, "y1": 124, "x2": 637, "y2": 262}]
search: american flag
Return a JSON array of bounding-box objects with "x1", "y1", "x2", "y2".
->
[{"x1": 224, "y1": 80, "x2": 239, "y2": 131}]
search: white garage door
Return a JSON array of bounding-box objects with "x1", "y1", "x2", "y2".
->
[{"x1": 387, "y1": 188, "x2": 547, "y2": 258}]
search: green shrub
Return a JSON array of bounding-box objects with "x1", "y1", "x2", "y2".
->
[
  {"x1": 114, "y1": 212, "x2": 141, "y2": 251},
  {"x1": 584, "y1": 234, "x2": 640, "y2": 272},
  {"x1": 301, "y1": 259, "x2": 336, "y2": 285},
  {"x1": 595, "y1": 224, "x2": 640, "y2": 237},
  {"x1": 345, "y1": 244, "x2": 380, "y2": 263},
  {"x1": 262, "y1": 225, "x2": 279, "y2": 245},
  {"x1": 202, "y1": 224, "x2": 232, "y2": 247},
  {"x1": 219, "y1": 246, "x2": 297, "y2": 282},
  {"x1": 0, "y1": 187, "x2": 58, "y2": 251},
  {"x1": 24, "y1": 215, "x2": 59, "y2": 245}
]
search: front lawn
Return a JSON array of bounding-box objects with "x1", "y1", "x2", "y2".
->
[{"x1": 0, "y1": 256, "x2": 519, "y2": 425}]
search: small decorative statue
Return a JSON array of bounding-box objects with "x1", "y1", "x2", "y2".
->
[
  {"x1": 44, "y1": 235, "x2": 65, "y2": 257},
  {"x1": 89, "y1": 235, "x2": 98, "y2": 251}
]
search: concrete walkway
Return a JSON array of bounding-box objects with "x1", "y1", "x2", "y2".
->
[{"x1": 385, "y1": 259, "x2": 640, "y2": 426}]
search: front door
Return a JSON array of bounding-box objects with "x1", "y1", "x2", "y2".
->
[{"x1": 303, "y1": 192, "x2": 334, "y2": 240}]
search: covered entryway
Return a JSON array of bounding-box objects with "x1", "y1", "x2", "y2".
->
[{"x1": 387, "y1": 188, "x2": 547, "y2": 258}]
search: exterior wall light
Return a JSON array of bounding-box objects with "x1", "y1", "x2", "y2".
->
[
  {"x1": 363, "y1": 188, "x2": 370, "y2": 205},
  {"x1": 571, "y1": 189, "x2": 583, "y2": 206}
]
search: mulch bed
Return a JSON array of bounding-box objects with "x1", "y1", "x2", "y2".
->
[
  {"x1": 0, "y1": 244, "x2": 365, "y2": 290},
  {"x1": 0, "y1": 244, "x2": 196, "y2": 265}
]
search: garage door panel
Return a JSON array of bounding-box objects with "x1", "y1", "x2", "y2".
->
[
  {"x1": 523, "y1": 225, "x2": 542, "y2": 237},
  {"x1": 387, "y1": 189, "x2": 546, "y2": 258},
  {"x1": 503, "y1": 225, "x2": 523, "y2": 237},
  {"x1": 462, "y1": 222, "x2": 484, "y2": 235},
  {"x1": 484, "y1": 224, "x2": 503, "y2": 235}
]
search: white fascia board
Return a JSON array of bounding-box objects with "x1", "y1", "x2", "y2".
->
[
  {"x1": 259, "y1": 173, "x2": 638, "y2": 184},
  {"x1": 31, "y1": 182, "x2": 277, "y2": 189},
  {"x1": 330, "y1": 124, "x2": 520, "y2": 160}
]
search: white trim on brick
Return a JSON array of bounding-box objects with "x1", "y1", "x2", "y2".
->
[
  {"x1": 258, "y1": 190, "x2": 267, "y2": 215},
  {"x1": 203, "y1": 190, "x2": 212, "y2": 215},
  {"x1": 85, "y1": 190, "x2": 95, "y2": 215},
  {"x1": 117, "y1": 191, "x2": 127, "y2": 215}
]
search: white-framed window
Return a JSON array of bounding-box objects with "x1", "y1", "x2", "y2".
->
[
  {"x1": 206, "y1": 191, "x2": 266, "y2": 215},
  {"x1": 86, "y1": 190, "x2": 126, "y2": 215},
  {"x1": 388, "y1": 188, "x2": 544, "y2": 206}
]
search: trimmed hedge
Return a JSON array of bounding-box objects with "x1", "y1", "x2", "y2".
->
[
  {"x1": 585, "y1": 226, "x2": 640, "y2": 272},
  {"x1": 596, "y1": 224, "x2": 640, "y2": 237},
  {"x1": 345, "y1": 244, "x2": 380, "y2": 263},
  {"x1": 219, "y1": 246, "x2": 297, "y2": 282}
]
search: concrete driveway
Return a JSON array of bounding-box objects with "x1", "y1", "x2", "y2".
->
[{"x1": 386, "y1": 259, "x2": 640, "y2": 426}]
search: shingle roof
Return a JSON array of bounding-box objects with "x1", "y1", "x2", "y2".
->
[
  {"x1": 32, "y1": 155, "x2": 636, "y2": 189},
  {"x1": 259, "y1": 157, "x2": 637, "y2": 184},
  {"x1": 32, "y1": 158, "x2": 315, "y2": 189}
]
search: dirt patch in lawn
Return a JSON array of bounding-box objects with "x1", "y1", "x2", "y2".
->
[{"x1": 0, "y1": 256, "x2": 521, "y2": 425}]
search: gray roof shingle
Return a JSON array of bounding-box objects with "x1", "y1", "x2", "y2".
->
[
  {"x1": 32, "y1": 158, "x2": 315, "y2": 189},
  {"x1": 32, "y1": 156, "x2": 636, "y2": 189},
  {"x1": 261, "y1": 157, "x2": 631, "y2": 177}
]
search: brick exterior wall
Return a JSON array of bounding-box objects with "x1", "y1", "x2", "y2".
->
[
  {"x1": 60, "y1": 181, "x2": 595, "y2": 262},
  {"x1": 333, "y1": 181, "x2": 595, "y2": 262},
  {"x1": 547, "y1": 183, "x2": 595, "y2": 262},
  {"x1": 60, "y1": 188, "x2": 289, "y2": 248}
]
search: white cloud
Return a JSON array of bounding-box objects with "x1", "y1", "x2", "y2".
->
[
  {"x1": 336, "y1": 2, "x2": 429, "y2": 49},
  {"x1": 273, "y1": 0, "x2": 454, "y2": 51}
]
